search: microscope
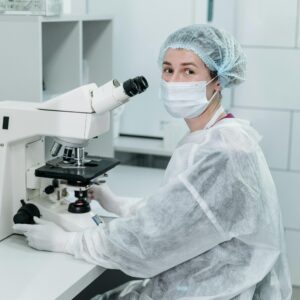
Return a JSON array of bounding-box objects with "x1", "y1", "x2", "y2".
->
[{"x1": 0, "y1": 76, "x2": 148, "y2": 241}]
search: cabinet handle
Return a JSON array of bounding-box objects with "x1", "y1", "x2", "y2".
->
[{"x1": 207, "y1": 0, "x2": 214, "y2": 22}]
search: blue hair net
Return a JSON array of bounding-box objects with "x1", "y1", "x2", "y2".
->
[{"x1": 158, "y1": 24, "x2": 246, "y2": 88}]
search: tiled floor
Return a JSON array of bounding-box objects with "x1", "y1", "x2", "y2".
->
[{"x1": 293, "y1": 286, "x2": 300, "y2": 300}]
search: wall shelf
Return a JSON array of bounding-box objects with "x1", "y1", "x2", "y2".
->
[{"x1": 0, "y1": 14, "x2": 114, "y2": 157}]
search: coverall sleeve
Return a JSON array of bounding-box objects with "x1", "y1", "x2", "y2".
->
[{"x1": 68, "y1": 149, "x2": 260, "y2": 278}]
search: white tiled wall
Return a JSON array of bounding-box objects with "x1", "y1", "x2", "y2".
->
[
  {"x1": 232, "y1": 0, "x2": 300, "y2": 286},
  {"x1": 235, "y1": 0, "x2": 298, "y2": 47},
  {"x1": 285, "y1": 230, "x2": 300, "y2": 286},
  {"x1": 291, "y1": 113, "x2": 300, "y2": 171},
  {"x1": 234, "y1": 48, "x2": 300, "y2": 110},
  {"x1": 272, "y1": 171, "x2": 300, "y2": 230},
  {"x1": 231, "y1": 108, "x2": 290, "y2": 169}
]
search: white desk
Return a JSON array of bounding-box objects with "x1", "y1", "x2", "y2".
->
[
  {"x1": 114, "y1": 136, "x2": 173, "y2": 157},
  {"x1": 0, "y1": 165, "x2": 165, "y2": 300},
  {"x1": 0, "y1": 235, "x2": 105, "y2": 300}
]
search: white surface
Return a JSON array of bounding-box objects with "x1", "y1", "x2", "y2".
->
[
  {"x1": 195, "y1": 0, "x2": 236, "y2": 34},
  {"x1": 272, "y1": 171, "x2": 300, "y2": 231},
  {"x1": 285, "y1": 230, "x2": 300, "y2": 286},
  {"x1": 231, "y1": 108, "x2": 290, "y2": 169},
  {"x1": 0, "y1": 235, "x2": 105, "y2": 300},
  {"x1": 290, "y1": 113, "x2": 300, "y2": 171},
  {"x1": 298, "y1": 1, "x2": 300, "y2": 47},
  {"x1": 233, "y1": 49, "x2": 300, "y2": 109},
  {"x1": 114, "y1": 136, "x2": 173, "y2": 157},
  {"x1": 234, "y1": 48, "x2": 300, "y2": 110},
  {"x1": 107, "y1": 164, "x2": 165, "y2": 197},
  {"x1": 236, "y1": 0, "x2": 298, "y2": 47}
]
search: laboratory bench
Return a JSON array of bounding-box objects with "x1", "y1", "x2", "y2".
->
[{"x1": 0, "y1": 165, "x2": 165, "y2": 300}]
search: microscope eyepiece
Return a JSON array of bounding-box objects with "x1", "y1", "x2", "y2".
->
[
  {"x1": 50, "y1": 141, "x2": 62, "y2": 157},
  {"x1": 123, "y1": 76, "x2": 149, "y2": 97}
]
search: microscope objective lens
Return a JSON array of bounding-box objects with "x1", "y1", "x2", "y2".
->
[{"x1": 63, "y1": 147, "x2": 73, "y2": 162}]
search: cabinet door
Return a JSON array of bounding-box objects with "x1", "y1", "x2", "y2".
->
[
  {"x1": 115, "y1": 0, "x2": 196, "y2": 137},
  {"x1": 235, "y1": 0, "x2": 298, "y2": 47}
]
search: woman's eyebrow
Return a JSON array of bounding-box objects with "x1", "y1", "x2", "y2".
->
[
  {"x1": 181, "y1": 62, "x2": 198, "y2": 67},
  {"x1": 163, "y1": 61, "x2": 172, "y2": 65}
]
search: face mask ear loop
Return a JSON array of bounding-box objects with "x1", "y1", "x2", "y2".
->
[
  {"x1": 206, "y1": 75, "x2": 220, "y2": 103},
  {"x1": 209, "y1": 90, "x2": 219, "y2": 102},
  {"x1": 205, "y1": 75, "x2": 218, "y2": 87}
]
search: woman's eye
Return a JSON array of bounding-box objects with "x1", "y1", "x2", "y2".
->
[
  {"x1": 185, "y1": 69, "x2": 195, "y2": 75},
  {"x1": 163, "y1": 68, "x2": 173, "y2": 74}
]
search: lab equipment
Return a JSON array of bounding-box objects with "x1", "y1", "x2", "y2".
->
[
  {"x1": 159, "y1": 77, "x2": 218, "y2": 118},
  {"x1": 0, "y1": 76, "x2": 148, "y2": 241},
  {"x1": 0, "y1": 0, "x2": 61, "y2": 16},
  {"x1": 158, "y1": 24, "x2": 247, "y2": 88},
  {"x1": 61, "y1": 118, "x2": 291, "y2": 299}
]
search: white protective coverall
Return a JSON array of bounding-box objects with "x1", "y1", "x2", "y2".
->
[{"x1": 69, "y1": 117, "x2": 292, "y2": 300}]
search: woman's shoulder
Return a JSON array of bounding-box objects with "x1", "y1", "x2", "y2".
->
[{"x1": 176, "y1": 118, "x2": 262, "y2": 166}]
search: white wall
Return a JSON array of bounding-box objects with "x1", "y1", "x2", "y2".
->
[{"x1": 231, "y1": 0, "x2": 300, "y2": 286}]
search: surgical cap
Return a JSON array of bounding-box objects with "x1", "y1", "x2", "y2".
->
[{"x1": 158, "y1": 24, "x2": 246, "y2": 88}]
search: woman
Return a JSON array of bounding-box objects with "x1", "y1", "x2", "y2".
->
[{"x1": 15, "y1": 25, "x2": 292, "y2": 299}]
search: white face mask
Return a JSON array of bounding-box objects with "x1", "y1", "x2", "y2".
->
[{"x1": 159, "y1": 77, "x2": 218, "y2": 119}]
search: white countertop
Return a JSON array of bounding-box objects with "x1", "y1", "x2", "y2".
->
[
  {"x1": 0, "y1": 235, "x2": 105, "y2": 300},
  {"x1": 114, "y1": 136, "x2": 173, "y2": 157},
  {"x1": 107, "y1": 164, "x2": 165, "y2": 197},
  {"x1": 0, "y1": 165, "x2": 165, "y2": 300}
]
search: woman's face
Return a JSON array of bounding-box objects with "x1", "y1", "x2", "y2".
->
[
  {"x1": 162, "y1": 48, "x2": 211, "y2": 82},
  {"x1": 162, "y1": 48, "x2": 220, "y2": 98}
]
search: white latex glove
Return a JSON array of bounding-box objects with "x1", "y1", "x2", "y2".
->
[
  {"x1": 88, "y1": 183, "x2": 143, "y2": 217},
  {"x1": 13, "y1": 217, "x2": 76, "y2": 254}
]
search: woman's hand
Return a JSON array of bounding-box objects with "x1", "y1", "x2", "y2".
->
[
  {"x1": 88, "y1": 183, "x2": 143, "y2": 217},
  {"x1": 13, "y1": 217, "x2": 76, "y2": 254},
  {"x1": 88, "y1": 183, "x2": 122, "y2": 216}
]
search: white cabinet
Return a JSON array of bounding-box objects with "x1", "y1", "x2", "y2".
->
[
  {"x1": 0, "y1": 15, "x2": 114, "y2": 157},
  {"x1": 236, "y1": 0, "x2": 298, "y2": 47},
  {"x1": 114, "y1": 0, "x2": 196, "y2": 138}
]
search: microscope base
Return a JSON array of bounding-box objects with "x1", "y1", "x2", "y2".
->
[{"x1": 30, "y1": 196, "x2": 96, "y2": 232}]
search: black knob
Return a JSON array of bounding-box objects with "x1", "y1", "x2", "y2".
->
[
  {"x1": 44, "y1": 185, "x2": 55, "y2": 195},
  {"x1": 68, "y1": 200, "x2": 91, "y2": 214},
  {"x1": 13, "y1": 200, "x2": 41, "y2": 224}
]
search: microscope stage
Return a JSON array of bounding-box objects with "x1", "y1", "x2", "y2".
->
[{"x1": 35, "y1": 156, "x2": 120, "y2": 185}]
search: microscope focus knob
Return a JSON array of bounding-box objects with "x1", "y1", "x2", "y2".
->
[
  {"x1": 13, "y1": 200, "x2": 41, "y2": 224},
  {"x1": 44, "y1": 185, "x2": 55, "y2": 195}
]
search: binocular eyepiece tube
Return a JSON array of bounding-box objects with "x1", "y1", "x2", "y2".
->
[{"x1": 123, "y1": 76, "x2": 149, "y2": 97}]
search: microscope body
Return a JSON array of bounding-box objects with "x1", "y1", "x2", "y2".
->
[
  {"x1": 0, "y1": 99, "x2": 110, "y2": 241},
  {"x1": 0, "y1": 77, "x2": 149, "y2": 241}
]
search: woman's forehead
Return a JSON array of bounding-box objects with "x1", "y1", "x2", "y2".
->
[{"x1": 163, "y1": 48, "x2": 205, "y2": 67}]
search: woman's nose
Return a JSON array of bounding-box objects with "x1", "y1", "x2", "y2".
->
[{"x1": 168, "y1": 71, "x2": 182, "y2": 82}]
